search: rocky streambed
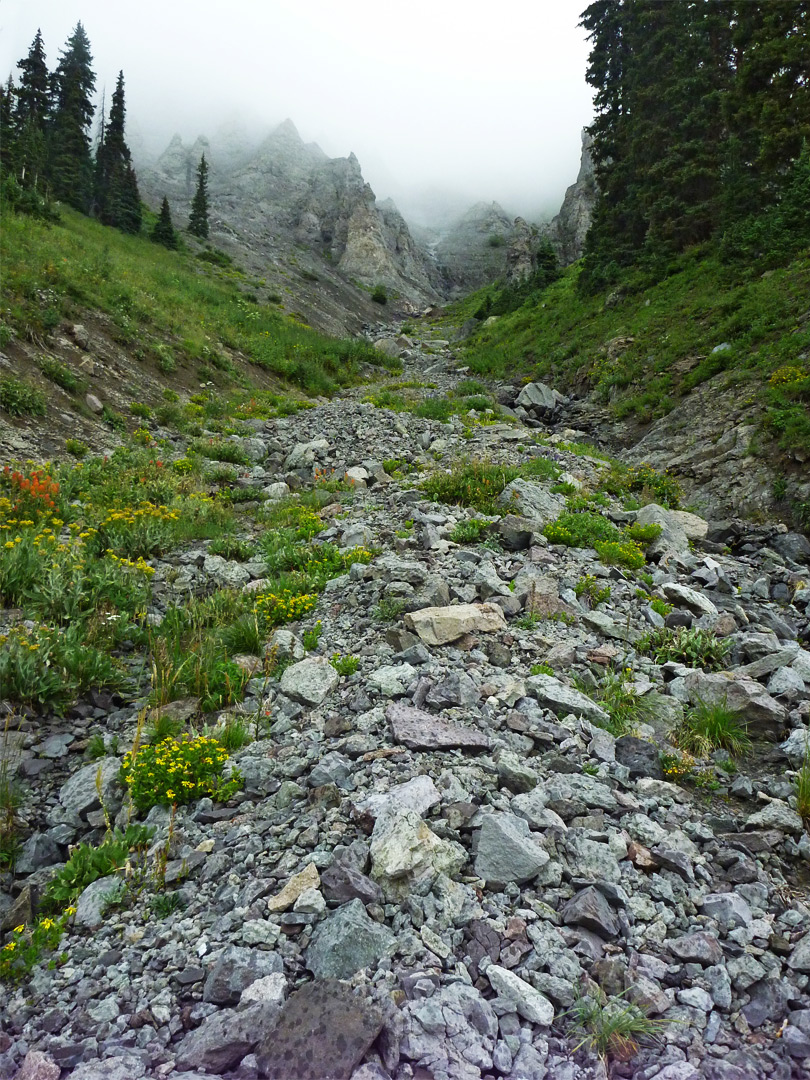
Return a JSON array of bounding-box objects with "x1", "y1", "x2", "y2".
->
[{"x1": 2, "y1": 326, "x2": 810, "y2": 1080}]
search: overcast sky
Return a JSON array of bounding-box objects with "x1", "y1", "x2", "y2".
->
[{"x1": 0, "y1": 0, "x2": 594, "y2": 224}]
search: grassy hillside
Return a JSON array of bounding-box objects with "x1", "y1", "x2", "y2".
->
[
  {"x1": 0, "y1": 204, "x2": 392, "y2": 398},
  {"x1": 457, "y1": 249, "x2": 810, "y2": 458}
]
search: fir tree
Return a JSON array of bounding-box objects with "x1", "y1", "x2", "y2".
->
[
  {"x1": 94, "y1": 71, "x2": 141, "y2": 233},
  {"x1": 48, "y1": 22, "x2": 96, "y2": 210},
  {"x1": 188, "y1": 153, "x2": 209, "y2": 238},
  {"x1": 14, "y1": 29, "x2": 51, "y2": 190},
  {"x1": 0, "y1": 77, "x2": 16, "y2": 175},
  {"x1": 152, "y1": 196, "x2": 178, "y2": 248}
]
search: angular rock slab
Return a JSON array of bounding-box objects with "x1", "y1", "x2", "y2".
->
[
  {"x1": 371, "y1": 807, "x2": 467, "y2": 900},
  {"x1": 256, "y1": 979, "x2": 385, "y2": 1079},
  {"x1": 203, "y1": 945, "x2": 283, "y2": 1005},
  {"x1": 177, "y1": 1002, "x2": 282, "y2": 1074},
  {"x1": 498, "y1": 477, "x2": 565, "y2": 525},
  {"x1": 474, "y1": 812, "x2": 550, "y2": 887},
  {"x1": 386, "y1": 702, "x2": 490, "y2": 751},
  {"x1": 668, "y1": 930, "x2": 724, "y2": 966},
  {"x1": 486, "y1": 964, "x2": 554, "y2": 1026},
  {"x1": 280, "y1": 656, "x2": 340, "y2": 706},
  {"x1": 355, "y1": 774, "x2": 442, "y2": 820},
  {"x1": 59, "y1": 757, "x2": 122, "y2": 818},
  {"x1": 560, "y1": 885, "x2": 620, "y2": 938},
  {"x1": 267, "y1": 863, "x2": 321, "y2": 913},
  {"x1": 526, "y1": 674, "x2": 610, "y2": 725},
  {"x1": 305, "y1": 898, "x2": 395, "y2": 980},
  {"x1": 404, "y1": 602, "x2": 506, "y2": 646}
]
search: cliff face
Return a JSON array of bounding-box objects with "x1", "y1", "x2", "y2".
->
[
  {"x1": 135, "y1": 120, "x2": 440, "y2": 323},
  {"x1": 542, "y1": 129, "x2": 597, "y2": 265},
  {"x1": 431, "y1": 202, "x2": 515, "y2": 296}
]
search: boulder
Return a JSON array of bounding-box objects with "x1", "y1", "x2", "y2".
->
[
  {"x1": 371, "y1": 807, "x2": 467, "y2": 899},
  {"x1": 386, "y1": 702, "x2": 490, "y2": 750},
  {"x1": 498, "y1": 478, "x2": 565, "y2": 525},
  {"x1": 473, "y1": 813, "x2": 550, "y2": 887},
  {"x1": 280, "y1": 656, "x2": 340, "y2": 706},
  {"x1": 683, "y1": 671, "x2": 787, "y2": 739},
  {"x1": 305, "y1": 899, "x2": 394, "y2": 979},
  {"x1": 404, "y1": 602, "x2": 506, "y2": 645},
  {"x1": 526, "y1": 674, "x2": 610, "y2": 724},
  {"x1": 59, "y1": 758, "x2": 122, "y2": 819}
]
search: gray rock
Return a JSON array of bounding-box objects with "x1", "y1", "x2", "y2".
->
[
  {"x1": 74, "y1": 875, "x2": 123, "y2": 929},
  {"x1": 320, "y1": 862, "x2": 383, "y2": 906},
  {"x1": 401, "y1": 983, "x2": 498, "y2": 1075},
  {"x1": 176, "y1": 1003, "x2": 281, "y2": 1073},
  {"x1": 768, "y1": 665, "x2": 807, "y2": 699},
  {"x1": 499, "y1": 478, "x2": 565, "y2": 526},
  {"x1": 404, "y1": 602, "x2": 506, "y2": 645},
  {"x1": 305, "y1": 899, "x2": 394, "y2": 979},
  {"x1": 308, "y1": 751, "x2": 354, "y2": 789},
  {"x1": 544, "y1": 773, "x2": 617, "y2": 814},
  {"x1": 386, "y1": 702, "x2": 490, "y2": 750},
  {"x1": 59, "y1": 757, "x2": 122, "y2": 819},
  {"x1": 367, "y1": 662, "x2": 417, "y2": 697},
  {"x1": 780, "y1": 726, "x2": 810, "y2": 766},
  {"x1": 661, "y1": 582, "x2": 718, "y2": 617},
  {"x1": 487, "y1": 964, "x2": 554, "y2": 1025},
  {"x1": 203, "y1": 945, "x2": 283, "y2": 1005},
  {"x1": 745, "y1": 799, "x2": 804, "y2": 834},
  {"x1": 256, "y1": 979, "x2": 385, "y2": 1080},
  {"x1": 615, "y1": 735, "x2": 664, "y2": 779},
  {"x1": 700, "y1": 892, "x2": 753, "y2": 931},
  {"x1": 787, "y1": 931, "x2": 810, "y2": 972},
  {"x1": 560, "y1": 885, "x2": 620, "y2": 938},
  {"x1": 474, "y1": 813, "x2": 550, "y2": 887},
  {"x1": 371, "y1": 807, "x2": 467, "y2": 899},
  {"x1": 526, "y1": 674, "x2": 610, "y2": 724},
  {"x1": 355, "y1": 774, "x2": 441, "y2": 820},
  {"x1": 69, "y1": 1058, "x2": 147, "y2": 1080},
  {"x1": 667, "y1": 930, "x2": 724, "y2": 966},
  {"x1": 14, "y1": 832, "x2": 63, "y2": 875},
  {"x1": 280, "y1": 656, "x2": 340, "y2": 706},
  {"x1": 566, "y1": 834, "x2": 621, "y2": 883},
  {"x1": 683, "y1": 671, "x2": 787, "y2": 739}
]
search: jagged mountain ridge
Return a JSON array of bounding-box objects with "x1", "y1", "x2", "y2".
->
[
  {"x1": 136, "y1": 120, "x2": 597, "y2": 320},
  {"x1": 135, "y1": 120, "x2": 441, "y2": 323}
]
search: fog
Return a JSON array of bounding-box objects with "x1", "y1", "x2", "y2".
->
[{"x1": 0, "y1": 0, "x2": 594, "y2": 226}]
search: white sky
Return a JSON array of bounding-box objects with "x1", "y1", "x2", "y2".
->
[{"x1": 0, "y1": 0, "x2": 594, "y2": 223}]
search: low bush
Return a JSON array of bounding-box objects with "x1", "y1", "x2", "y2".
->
[
  {"x1": 43, "y1": 825, "x2": 154, "y2": 910},
  {"x1": 122, "y1": 733, "x2": 241, "y2": 812},
  {"x1": 676, "y1": 698, "x2": 751, "y2": 757},
  {"x1": 0, "y1": 377, "x2": 46, "y2": 417},
  {"x1": 636, "y1": 626, "x2": 731, "y2": 670}
]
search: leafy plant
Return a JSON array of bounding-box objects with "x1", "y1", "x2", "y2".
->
[
  {"x1": 530, "y1": 662, "x2": 554, "y2": 676},
  {"x1": 649, "y1": 596, "x2": 673, "y2": 617},
  {"x1": 794, "y1": 746, "x2": 810, "y2": 822},
  {"x1": 302, "y1": 620, "x2": 322, "y2": 651},
  {"x1": 0, "y1": 910, "x2": 73, "y2": 985},
  {"x1": 676, "y1": 698, "x2": 751, "y2": 757},
  {"x1": 449, "y1": 518, "x2": 491, "y2": 544},
  {"x1": 151, "y1": 891, "x2": 185, "y2": 918},
  {"x1": 331, "y1": 653, "x2": 360, "y2": 676},
  {"x1": 637, "y1": 626, "x2": 731, "y2": 671},
  {"x1": 209, "y1": 536, "x2": 254, "y2": 561},
  {"x1": 65, "y1": 438, "x2": 89, "y2": 458},
  {"x1": 39, "y1": 356, "x2": 82, "y2": 393},
  {"x1": 43, "y1": 825, "x2": 154, "y2": 910},
  {"x1": 422, "y1": 457, "x2": 559, "y2": 514},
  {"x1": 374, "y1": 597, "x2": 405, "y2": 622},
  {"x1": 588, "y1": 671, "x2": 652, "y2": 736},
  {"x1": 215, "y1": 716, "x2": 252, "y2": 753},
  {"x1": 0, "y1": 377, "x2": 46, "y2": 417},
  {"x1": 575, "y1": 574, "x2": 611, "y2": 607}
]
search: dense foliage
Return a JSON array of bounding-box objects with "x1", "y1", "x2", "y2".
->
[{"x1": 580, "y1": 0, "x2": 810, "y2": 290}]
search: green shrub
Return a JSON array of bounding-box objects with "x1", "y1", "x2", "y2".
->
[
  {"x1": 43, "y1": 825, "x2": 154, "y2": 910},
  {"x1": 676, "y1": 698, "x2": 751, "y2": 757},
  {"x1": 39, "y1": 356, "x2": 81, "y2": 393},
  {"x1": 209, "y1": 537, "x2": 254, "y2": 561},
  {"x1": 449, "y1": 519, "x2": 491, "y2": 544},
  {"x1": 0, "y1": 911, "x2": 72, "y2": 985},
  {"x1": 331, "y1": 653, "x2": 360, "y2": 676},
  {"x1": 122, "y1": 733, "x2": 241, "y2": 812},
  {"x1": 600, "y1": 462, "x2": 682, "y2": 509},
  {"x1": 0, "y1": 377, "x2": 46, "y2": 417},
  {"x1": 413, "y1": 396, "x2": 454, "y2": 421},
  {"x1": 636, "y1": 626, "x2": 731, "y2": 670},
  {"x1": 594, "y1": 538, "x2": 646, "y2": 569},
  {"x1": 422, "y1": 457, "x2": 559, "y2": 514},
  {"x1": 588, "y1": 672, "x2": 652, "y2": 736},
  {"x1": 65, "y1": 438, "x2": 89, "y2": 458},
  {"x1": 371, "y1": 285, "x2": 388, "y2": 305},
  {"x1": 129, "y1": 401, "x2": 152, "y2": 419},
  {"x1": 575, "y1": 574, "x2": 611, "y2": 607},
  {"x1": 544, "y1": 511, "x2": 621, "y2": 548}
]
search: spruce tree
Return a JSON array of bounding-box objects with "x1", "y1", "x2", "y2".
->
[
  {"x1": 48, "y1": 22, "x2": 96, "y2": 211},
  {"x1": 152, "y1": 196, "x2": 178, "y2": 248},
  {"x1": 14, "y1": 29, "x2": 51, "y2": 190},
  {"x1": 0, "y1": 78, "x2": 16, "y2": 177},
  {"x1": 188, "y1": 153, "x2": 209, "y2": 238},
  {"x1": 94, "y1": 71, "x2": 141, "y2": 233}
]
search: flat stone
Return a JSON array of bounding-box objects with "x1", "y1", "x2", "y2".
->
[
  {"x1": 386, "y1": 702, "x2": 490, "y2": 750},
  {"x1": 560, "y1": 885, "x2": 620, "y2": 938},
  {"x1": 474, "y1": 813, "x2": 550, "y2": 887},
  {"x1": 487, "y1": 964, "x2": 554, "y2": 1026},
  {"x1": 14, "y1": 1051, "x2": 60, "y2": 1080},
  {"x1": 525, "y1": 674, "x2": 610, "y2": 724},
  {"x1": 404, "y1": 602, "x2": 506, "y2": 645},
  {"x1": 267, "y1": 863, "x2": 321, "y2": 913},
  {"x1": 544, "y1": 773, "x2": 617, "y2": 814},
  {"x1": 320, "y1": 861, "x2": 383, "y2": 906},
  {"x1": 787, "y1": 931, "x2": 810, "y2": 972},
  {"x1": 367, "y1": 663, "x2": 417, "y2": 697},
  {"x1": 280, "y1": 657, "x2": 340, "y2": 706},
  {"x1": 355, "y1": 774, "x2": 441, "y2": 820},
  {"x1": 305, "y1": 899, "x2": 395, "y2": 979},
  {"x1": 256, "y1": 980, "x2": 385, "y2": 1080}
]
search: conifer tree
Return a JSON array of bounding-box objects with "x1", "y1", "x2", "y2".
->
[
  {"x1": 14, "y1": 29, "x2": 51, "y2": 190},
  {"x1": 188, "y1": 153, "x2": 209, "y2": 238},
  {"x1": 0, "y1": 78, "x2": 16, "y2": 175},
  {"x1": 152, "y1": 196, "x2": 178, "y2": 248},
  {"x1": 48, "y1": 22, "x2": 96, "y2": 210},
  {"x1": 94, "y1": 71, "x2": 141, "y2": 233}
]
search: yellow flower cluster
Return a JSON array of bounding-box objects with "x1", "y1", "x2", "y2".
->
[
  {"x1": 97, "y1": 504, "x2": 180, "y2": 528},
  {"x1": 254, "y1": 589, "x2": 317, "y2": 627},
  {"x1": 106, "y1": 551, "x2": 156, "y2": 576}
]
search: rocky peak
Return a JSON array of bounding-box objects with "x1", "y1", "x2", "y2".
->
[{"x1": 543, "y1": 128, "x2": 598, "y2": 265}]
